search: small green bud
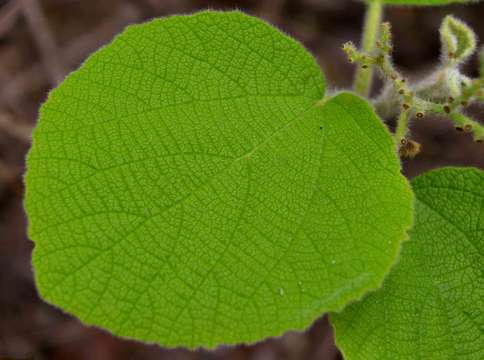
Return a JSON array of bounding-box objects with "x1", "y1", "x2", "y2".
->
[
  {"x1": 440, "y1": 15, "x2": 476, "y2": 65},
  {"x1": 342, "y1": 41, "x2": 360, "y2": 63},
  {"x1": 379, "y1": 22, "x2": 393, "y2": 54}
]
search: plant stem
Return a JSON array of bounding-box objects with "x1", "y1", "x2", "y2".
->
[
  {"x1": 354, "y1": 0, "x2": 383, "y2": 96},
  {"x1": 394, "y1": 110, "x2": 410, "y2": 143}
]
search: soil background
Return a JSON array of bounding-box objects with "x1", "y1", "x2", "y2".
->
[{"x1": 1, "y1": 1, "x2": 483, "y2": 359}]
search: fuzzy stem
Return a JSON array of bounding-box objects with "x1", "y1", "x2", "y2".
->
[
  {"x1": 394, "y1": 110, "x2": 410, "y2": 143},
  {"x1": 345, "y1": 17, "x2": 484, "y2": 148},
  {"x1": 450, "y1": 113, "x2": 484, "y2": 142},
  {"x1": 354, "y1": 0, "x2": 383, "y2": 96}
]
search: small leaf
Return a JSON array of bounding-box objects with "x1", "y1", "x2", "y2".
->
[
  {"x1": 332, "y1": 167, "x2": 484, "y2": 360},
  {"x1": 25, "y1": 11, "x2": 413, "y2": 348},
  {"x1": 440, "y1": 15, "x2": 477, "y2": 65}
]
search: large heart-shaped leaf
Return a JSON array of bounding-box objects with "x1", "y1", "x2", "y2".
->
[
  {"x1": 332, "y1": 167, "x2": 484, "y2": 360},
  {"x1": 25, "y1": 11, "x2": 413, "y2": 348}
]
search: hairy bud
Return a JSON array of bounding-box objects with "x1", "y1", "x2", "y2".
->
[{"x1": 399, "y1": 139, "x2": 422, "y2": 159}]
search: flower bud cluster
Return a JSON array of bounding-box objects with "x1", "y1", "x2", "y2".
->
[{"x1": 343, "y1": 15, "x2": 484, "y2": 157}]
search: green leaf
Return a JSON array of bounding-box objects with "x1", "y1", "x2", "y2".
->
[
  {"x1": 367, "y1": 0, "x2": 481, "y2": 5},
  {"x1": 25, "y1": 10, "x2": 413, "y2": 348},
  {"x1": 332, "y1": 167, "x2": 484, "y2": 360}
]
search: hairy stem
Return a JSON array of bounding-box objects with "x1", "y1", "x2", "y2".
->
[
  {"x1": 395, "y1": 110, "x2": 410, "y2": 143},
  {"x1": 354, "y1": 0, "x2": 383, "y2": 96}
]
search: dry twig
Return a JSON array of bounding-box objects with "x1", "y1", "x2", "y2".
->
[
  {"x1": 0, "y1": 112, "x2": 32, "y2": 143},
  {"x1": 0, "y1": 0, "x2": 22, "y2": 38},
  {"x1": 20, "y1": 0, "x2": 65, "y2": 84},
  {"x1": 0, "y1": 159, "x2": 17, "y2": 184},
  {"x1": 0, "y1": 3, "x2": 140, "y2": 111},
  {"x1": 20, "y1": 0, "x2": 65, "y2": 85}
]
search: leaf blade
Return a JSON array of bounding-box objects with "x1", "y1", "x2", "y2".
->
[
  {"x1": 25, "y1": 11, "x2": 413, "y2": 348},
  {"x1": 332, "y1": 167, "x2": 484, "y2": 360}
]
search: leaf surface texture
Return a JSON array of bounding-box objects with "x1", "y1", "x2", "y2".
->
[
  {"x1": 332, "y1": 167, "x2": 484, "y2": 360},
  {"x1": 25, "y1": 11, "x2": 413, "y2": 348}
]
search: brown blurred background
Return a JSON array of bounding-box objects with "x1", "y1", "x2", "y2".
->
[{"x1": 0, "y1": 1, "x2": 483, "y2": 359}]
